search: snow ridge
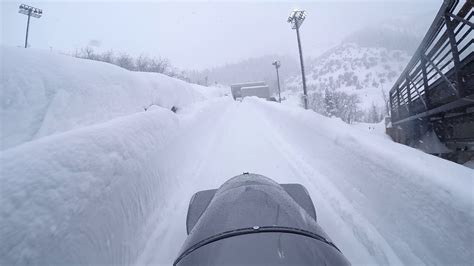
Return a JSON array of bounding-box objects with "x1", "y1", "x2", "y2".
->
[
  {"x1": 0, "y1": 46, "x2": 222, "y2": 151},
  {"x1": 0, "y1": 109, "x2": 179, "y2": 265}
]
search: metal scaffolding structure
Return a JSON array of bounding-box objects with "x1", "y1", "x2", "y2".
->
[
  {"x1": 387, "y1": 0, "x2": 473, "y2": 157},
  {"x1": 389, "y1": 0, "x2": 473, "y2": 125}
]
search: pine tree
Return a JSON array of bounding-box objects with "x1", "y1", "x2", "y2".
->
[{"x1": 368, "y1": 103, "x2": 379, "y2": 123}]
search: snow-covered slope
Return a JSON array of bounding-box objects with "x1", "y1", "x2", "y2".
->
[
  {"x1": 1, "y1": 107, "x2": 180, "y2": 265},
  {"x1": 285, "y1": 42, "x2": 410, "y2": 111},
  {"x1": 2, "y1": 95, "x2": 472, "y2": 265},
  {"x1": 1, "y1": 46, "x2": 472, "y2": 266},
  {"x1": 0, "y1": 46, "x2": 224, "y2": 151},
  {"x1": 0, "y1": 46, "x2": 227, "y2": 265},
  {"x1": 137, "y1": 98, "x2": 473, "y2": 265}
]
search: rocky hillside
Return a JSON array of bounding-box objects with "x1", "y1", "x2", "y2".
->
[
  {"x1": 285, "y1": 42, "x2": 411, "y2": 111},
  {"x1": 282, "y1": 23, "x2": 425, "y2": 123}
]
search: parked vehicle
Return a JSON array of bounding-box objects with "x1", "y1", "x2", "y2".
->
[{"x1": 174, "y1": 173, "x2": 350, "y2": 265}]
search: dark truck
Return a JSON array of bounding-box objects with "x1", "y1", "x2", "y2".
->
[{"x1": 174, "y1": 173, "x2": 350, "y2": 265}]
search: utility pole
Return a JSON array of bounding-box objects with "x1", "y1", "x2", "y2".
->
[
  {"x1": 18, "y1": 4, "x2": 43, "y2": 48},
  {"x1": 287, "y1": 9, "x2": 308, "y2": 109},
  {"x1": 272, "y1": 60, "x2": 282, "y2": 103}
]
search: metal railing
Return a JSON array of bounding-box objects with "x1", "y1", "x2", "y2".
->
[{"x1": 389, "y1": 0, "x2": 473, "y2": 124}]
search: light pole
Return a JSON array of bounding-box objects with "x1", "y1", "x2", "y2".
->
[
  {"x1": 18, "y1": 4, "x2": 43, "y2": 48},
  {"x1": 272, "y1": 60, "x2": 282, "y2": 103},
  {"x1": 287, "y1": 9, "x2": 308, "y2": 109}
]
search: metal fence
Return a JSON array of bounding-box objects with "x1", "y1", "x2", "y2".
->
[{"x1": 389, "y1": 0, "x2": 473, "y2": 125}]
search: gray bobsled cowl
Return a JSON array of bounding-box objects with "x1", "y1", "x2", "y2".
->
[{"x1": 175, "y1": 173, "x2": 350, "y2": 265}]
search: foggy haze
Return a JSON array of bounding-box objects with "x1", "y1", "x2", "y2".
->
[{"x1": 2, "y1": 0, "x2": 441, "y2": 70}]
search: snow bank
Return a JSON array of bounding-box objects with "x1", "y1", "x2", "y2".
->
[
  {"x1": 0, "y1": 46, "x2": 227, "y2": 265},
  {"x1": 0, "y1": 46, "x2": 224, "y2": 151},
  {"x1": 350, "y1": 121, "x2": 388, "y2": 138},
  {"x1": 0, "y1": 109, "x2": 180, "y2": 265},
  {"x1": 252, "y1": 98, "x2": 474, "y2": 200},
  {"x1": 246, "y1": 98, "x2": 473, "y2": 264}
]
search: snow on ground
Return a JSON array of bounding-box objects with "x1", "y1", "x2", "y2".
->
[
  {"x1": 1, "y1": 48, "x2": 473, "y2": 266},
  {"x1": 0, "y1": 46, "x2": 226, "y2": 265},
  {"x1": 350, "y1": 121, "x2": 388, "y2": 137},
  {"x1": 2, "y1": 96, "x2": 473, "y2": 265},
  {"x1": 137, "y1": 97, "x2": 473, "y2": 266},
  {"x1": 0, "y1": 46, "x2": 225, "y2": 151},
  {"x1": 1, "y1": 108, "x2": 180, "y2": 265}
]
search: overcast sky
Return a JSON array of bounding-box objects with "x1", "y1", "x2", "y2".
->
[{"x1": 1, "y1": 0, "x2": 441, "y2": 70}]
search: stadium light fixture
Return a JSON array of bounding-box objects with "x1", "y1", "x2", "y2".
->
[
  {"x1": 287, "y1": 9, "x2": 308, "y2": 109},
  {"x1": 18, "y1": 4, "x2": 43, "y2": 48},
  {"x1": 272, "y1": 60, "x2": 282, "y2": 103}
]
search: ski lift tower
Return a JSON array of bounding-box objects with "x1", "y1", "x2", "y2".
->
[
  {"x1": 287, "y1": 9, "x2": 308, "y2": 109},
  {"x1": 18, "y1": 4, "x2": 43, "y2": 48}
]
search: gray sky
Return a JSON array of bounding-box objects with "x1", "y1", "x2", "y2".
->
[{"x1": 1, "y1": 0, "x2": 441, "y2": 70}]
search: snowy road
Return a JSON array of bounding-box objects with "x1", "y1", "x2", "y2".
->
[{"x1": 136, "y1": 98, "x2": 473, "y2": 265}]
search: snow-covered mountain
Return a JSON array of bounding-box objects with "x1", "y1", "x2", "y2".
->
[
  {"x1": 283, "y1": 25, "x2": 420, "y2": 121},
  {"x1": 285, "y1": 42, "x2": 410, "y2": 110}
]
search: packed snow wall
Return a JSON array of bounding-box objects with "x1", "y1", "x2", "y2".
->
[
  {"x1": 0, "y1": 109, "x2": 181, "y2": 265},
  {"x1": 0, "y1": 46, "x2": 223, "y2": 151},
  {"x1": 0, "y1": 46, "x2": 224, "y2": 265}
]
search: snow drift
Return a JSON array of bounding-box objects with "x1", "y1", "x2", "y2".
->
[
  {"x1": 0, "y1": 109, "x2": 179, "y2": 265},
  {"x1": 0, "y1": 46, "x2": 223, "y2": 151},
  {"x1": 0, "y1": 46, "x2": 226, "y2": 265}
]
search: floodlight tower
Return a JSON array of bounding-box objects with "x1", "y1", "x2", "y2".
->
[
  {"x1": 287, "y1": 9, "x2": 308, "y2": 109},
  {"x1": 18, "y1": 4, "x2": 43, "y2": 48},
  {"x1": 272, "y1": 60, "x2": 282, "y2": 103}
]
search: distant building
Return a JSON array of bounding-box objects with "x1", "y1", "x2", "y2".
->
[
  {"x1": 241, "y1": 85, "x2": 271, "y2": 99},
  {"x1": 230, "y1": 81, "x2": 266, "y2": 100}
]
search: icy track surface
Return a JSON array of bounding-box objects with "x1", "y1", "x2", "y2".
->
[
  {"x1": 1, "y1": 97, "x2": 473, "y2": 265},
  {"x1": 136, "y1": 98, "x2": 473, "y2": 266}
]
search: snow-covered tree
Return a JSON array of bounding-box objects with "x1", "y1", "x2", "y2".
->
[
  {"x1": 367, "y1": 102, "x2": 381, "y2": 123},
  {"x1": 100, "y1": 50, "x2": 114, "y2": 64},
  {"x1": 115, "y1": 53, "x2": 135, "y2": 70},
  {"x1": 308, "y1": 87, "x2": 361, "y2": 124},
  {"x1": 149, "y1": 57, "x2": 169, "y2": 74},
  {"x1": 136, "y1": 55, "x2": 151, "y2": 72},
  {"x1": 324, "y1": 88, "x2": 338, "y2": 117}
]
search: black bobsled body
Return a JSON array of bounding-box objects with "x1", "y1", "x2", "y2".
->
[{"x1": 174, "y1": 173, "x2": 350, "y2": 265}]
